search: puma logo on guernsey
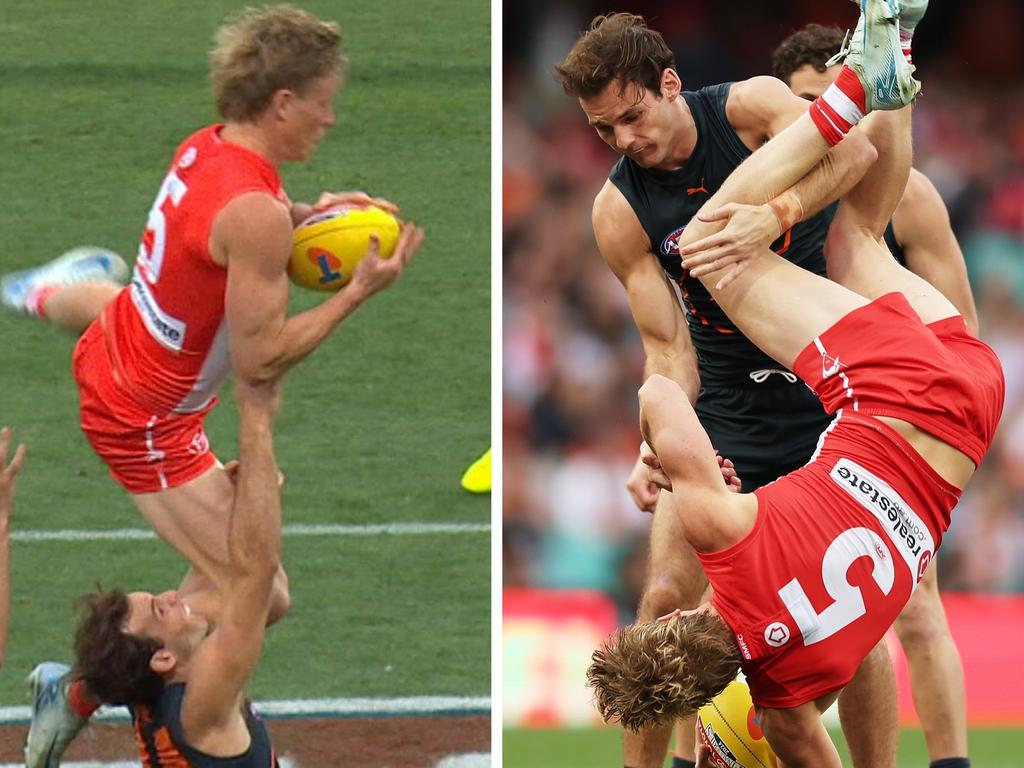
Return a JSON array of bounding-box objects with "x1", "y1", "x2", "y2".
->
[{"x1": 686, "y1": 177, "x2": 709, "y2": 196}]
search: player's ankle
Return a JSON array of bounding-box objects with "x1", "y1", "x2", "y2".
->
[
  {"x1": 67, "y1": 679, "x2": 101, "y2": 720},
  {"x1": 808, "y1": 66, "x2": 866, "y2": 146},
  {"x1": 929, "y1": 758, "x2": 969, "y2": 768}
]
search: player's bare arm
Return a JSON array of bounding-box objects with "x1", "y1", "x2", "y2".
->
[
  {"x1": 638, "y1": 376, "x2": 754, "y2": 552},
  {"x1": 594, "y1": 182, "x2": 701, "y2": 511},
  {"x1": 681, "y1": 77, "x2": 880, "y2": 286},
  {"x1": 893, "y1": 168, "x2": 979, "y2": 333},
  {"x1": 179, "y1": 384, "x2": 282, "y2": 753},
  {"x1": 0, "y1": 428, "x2": 26, "y2": 668},
  {"x1": 219, "y1": 191, "x2": 424, "y2": 386}
]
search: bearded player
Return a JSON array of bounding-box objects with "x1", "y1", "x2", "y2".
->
[
  {"x1": 553, "y1": 5, "x2": 927, "y2": 765},
  {"x1": 3, "y1": 7, "x2": 423, "y2": 765},
  {"x1": 586, "y1": 6, "x2": 1003, "y2": 765}
]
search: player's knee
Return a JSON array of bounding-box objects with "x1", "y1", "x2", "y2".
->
[{"x1": 894, "y1": 594, "x2": 949, "y2": 653}]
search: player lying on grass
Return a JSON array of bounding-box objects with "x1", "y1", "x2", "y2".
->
[
  {"x1": 0, "y1": 6, "x2": 422, "y2": 765},
  {"x1": 69, "y1": 381, "x2": 286, "y2": 767},
  {"x1": 585, "y1": 2, "x2": 1005, "y2": 766}
]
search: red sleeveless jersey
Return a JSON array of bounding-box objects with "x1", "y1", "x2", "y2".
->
[
  {"x1": 105, "y1": 125, "x2": 287, "y2": 414},
  {"x1": 699, "y1": 412, "x2": 961, "y2": 708}
]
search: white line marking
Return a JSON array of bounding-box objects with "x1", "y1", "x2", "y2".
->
[
  {"x1": 11, "y1": 522, "x2": 490, "y2": 543},
  {"x1": 0, "y1": 695, "x2": 491, "y2": 724},
  {"x1": 435, "y1": 754, "x2": 491, "y2": 768}
]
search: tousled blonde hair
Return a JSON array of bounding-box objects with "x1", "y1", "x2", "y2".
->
[
  {"x1": 211, "y1": 5, "x2": 346, "y2": 122},
  {"x1": 587, "y1": 611, "x2": 741, "y2": 731}
]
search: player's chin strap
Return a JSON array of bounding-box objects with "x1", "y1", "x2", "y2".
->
[{"x1": 749, "y1": 369, "x2": 798, "y2": 384}]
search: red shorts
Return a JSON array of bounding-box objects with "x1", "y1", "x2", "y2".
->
[
  {"x1": 792, "y1": 293, "x2": 1004, "y2": 466},
  {"x1": 73, "y1": 322, "x2": 218, "y2": 494}
]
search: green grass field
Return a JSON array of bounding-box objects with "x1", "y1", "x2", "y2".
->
[
  {"x1": 503, "y1": 726, "x2": 1024, "y2": 767},
  {"x1": 0, "y1": 0, "x2": 489, "y2": 704}
]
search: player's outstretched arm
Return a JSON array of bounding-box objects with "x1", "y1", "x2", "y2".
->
[
  {"x1": 180, "y1": 385, "x2": 282, "y2": 738},
  {"x1": 594, "y1": 182, "x2": 700, "y2": 512},
  {"x1": 894, "y1": 168, "x2": 979, "y2": 333},
  {"x1": 0, "y1": 428, "x2": 25, "y2": 668},
  {"x1": 220, "y1": 192, "x2": 424, "y2": 386},
  {"x1": 638, "y1": 376, "x2": 752, "y2": 552}
]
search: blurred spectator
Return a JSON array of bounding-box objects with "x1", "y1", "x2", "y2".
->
[{"x1": 503, "y1": 0, "x2": 1024, "y2": 605}]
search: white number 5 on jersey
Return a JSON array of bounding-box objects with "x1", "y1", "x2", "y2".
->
[
  {"x1": 778, "y1": 527, "x2": 895, "y2": 645},
  {"x1": 137, "y1": 170, "x2": 188, "y2": 284}
]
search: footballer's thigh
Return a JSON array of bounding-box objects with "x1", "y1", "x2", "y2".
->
[
  {"x1": 637, "y1": 490, "x2": 708, "y2": 621},
  {"x1": 132, "y1": 464, "x2": 292, "y2": 620}
]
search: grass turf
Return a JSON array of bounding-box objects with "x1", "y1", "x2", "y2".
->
[
  {"x1": 0, "y1": 0, "x2": 489, "y2": 703},
  {"x1": 503, "y1": 726, "x2": 1024, "y2": 767}
]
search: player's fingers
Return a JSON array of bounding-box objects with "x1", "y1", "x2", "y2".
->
[
  {"x1": 370, "y1": 196, "x2": 400, "y2": 214},
  {"x1": 715, "y1": 262, "x2": 746, "y2": 291},
  {"x1": 694, "y1": 203, "x2": 739, "y2": 223},
  {"x1": 397, "y1": 224, "x2": 425, "y2": 267},
  {"x1": 9, "y1": 443, "x2": 26, "y2": 476},
  {"x1": 679, "y1": 230, "x2": 730, "y2": 257},
  {"x1": 0, "y1": 428, "x2": 9, "y2": 464},
  {"x1": 684, "y1": 247, "x2": 734, "y2": 275},
  {"x1": 365, "y1": 234, "x2": 381, "y2": 258},
  {"x1": 656, "y1": 607, "x2": 684, "y2": 623}
]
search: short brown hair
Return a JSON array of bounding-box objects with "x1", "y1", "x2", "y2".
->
[
  {"x1": 586, "y1": 611, "x2": 741, "y2": 731},
  {"x1": 211, "y1": 5, "x2": 347, "y2": 122},
  {"x1": 772, "y1": 24, "x2": 846, "y2": 85},
  {"x1": 73, "y1": 590, "x2": 165, "y2": 706},
  {"x1": 555, "y1": 13, "x2": 675, "y2": 101}
]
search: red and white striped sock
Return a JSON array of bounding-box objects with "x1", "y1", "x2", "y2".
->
[
  {"x1": 23, "y1": 284, "x2": 61, "y2": 318},
  {"x1": 900, "y1": 30, "x2": 913, "y2": 67},
  {"x1": 808, "y1": 65, "x2": 867, "y2": 146}
]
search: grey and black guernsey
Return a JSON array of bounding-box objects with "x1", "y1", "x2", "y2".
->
[
  {"x1": 609, "y1": 82, "x2": 837, "y2": 489},
  {"x1": 130, "y1": 683, "x2": 278, "y2": 767}
]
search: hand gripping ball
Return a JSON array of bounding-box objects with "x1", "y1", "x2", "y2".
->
[{"x1": 289, "y1": 205, "x2": 400, "y2": 292}]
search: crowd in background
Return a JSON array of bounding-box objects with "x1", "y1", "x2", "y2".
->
[{"x1": 503, "y1": 0, "x2": 1024, "y2": 620}]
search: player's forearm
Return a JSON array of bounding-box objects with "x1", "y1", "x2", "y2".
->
[
  {"x1": 644, "y1": 350, "x2": 700, "y2": 405},
  {"x1": 228, "y1": 399, "x2": 283, "y2": 578},
  {"x1": 0, "y1": 520, "x2": 8, "y2": 667},
  {"x1": 236, "y1": 288, "x2": 370, "y2": 386}
]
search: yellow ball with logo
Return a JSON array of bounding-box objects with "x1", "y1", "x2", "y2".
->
[
  {"x1": 696, "y1": 680, "x2": 777, "y2": 768},
  {"x1": 289, "y1": 206, "x2": 400, "y2": 292}
]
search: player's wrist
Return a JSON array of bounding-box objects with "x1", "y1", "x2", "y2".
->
[{"x1": 765, "y1": 190, "x2": 804, "y2": 237}]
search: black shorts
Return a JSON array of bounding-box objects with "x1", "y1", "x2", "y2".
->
[{"x1": 695, "y1": 380, "x2": 831, "y2": 491}]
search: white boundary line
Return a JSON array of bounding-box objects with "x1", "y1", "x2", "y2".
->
[
  {"x1": 11, "y1": 522, "x2": 490, "y2": 543},
  {"x1": 0, "y1": 695, "x2": 490, "y2": 725}
]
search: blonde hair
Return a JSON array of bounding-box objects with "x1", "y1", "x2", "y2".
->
[
  {"x1": 587, "y1": 611, "x2": 741, "y2": 731},
  {"x1": 211, "y1": 5, "x2": 346, "y2": 122}
]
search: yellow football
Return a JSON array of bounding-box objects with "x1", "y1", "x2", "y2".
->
[
  {"x1": 696, "y1": 680, "x2": 778, "y2": 768},
  {"x1": 289, "y1": 205, "x2": 400, "y2": 292}
]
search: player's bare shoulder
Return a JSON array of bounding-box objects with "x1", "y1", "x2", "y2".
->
[
  {"x1": 592, "y1": 180, "x2": 652, "y2": 279},
  {"x1": 210, "y1": 192, "x2": 293, "y2": 269},
  {"x1": 726, "y1": 75, "x2": 809, "y2": 146}
]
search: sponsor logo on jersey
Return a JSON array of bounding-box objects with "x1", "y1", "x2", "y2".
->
[
  {"x1": 735, "y1": 633, "x2": 752, "y2": 660},
  {"x1": 764, "y1": 621, "x2": 790, "y2": 648},
  {"x1": 178, "y1": 146, "x2": 197, "y2": 169},
  {"x1": 830, "y1": 458, "x2": 935, "y2": 584},
  {"x1": 188, "y1": 430, "x2": 210, "y2": 456},
  {"x1": 822, "y1": 352, "x2": 843, "y2": 378},
  {"x1": 660, "y1": 225, "x2": 688, "y2": 256},
  {"x1": 130, "y1": 271, "x2": 187, "y2": 352},
  {"x1": 703, "y1": 724, "x2": 742, "y2": 768}
]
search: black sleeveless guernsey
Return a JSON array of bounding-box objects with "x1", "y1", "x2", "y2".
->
[
  {"x1": 609, "y1": 83, "x2": 837, "y2": 488},
  {"x1": 131, "y1": 684, "x2": 278, "y2": 767}
]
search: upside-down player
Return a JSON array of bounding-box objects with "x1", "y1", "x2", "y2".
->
[
  {"x1": 1, "y1": 7, "x2": 423, "y2": 765},
  {"x1": 586, "y1": 3, "x2": 1004, "y2": 766}
]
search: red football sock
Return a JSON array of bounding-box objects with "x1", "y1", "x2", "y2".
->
[
  {"x1": 808, "y1": 65, "x2": 867, "y2": 146},
  {"x1": 23, "y1": 284, "x2": 61, "y2": 318},
  {"x1": 900, "y1": 31, "x2": 913, "y2": 66},
  {"x1": 68, "y1": 679, "x2": 101, "y2": 719}
]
